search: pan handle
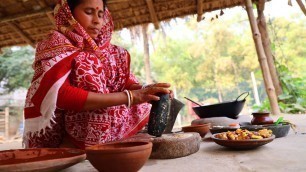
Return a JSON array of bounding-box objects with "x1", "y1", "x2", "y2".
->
[
  {"x1": 235, "y1": 92, "x2": 249, "y2": 101},
  {"x1": 184, "y1": 97, "x2": 202, "y2": 106}
]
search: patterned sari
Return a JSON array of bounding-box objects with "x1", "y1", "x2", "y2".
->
[{"x1": 23, "y1": 0, "x2": 150, "y2": 149}]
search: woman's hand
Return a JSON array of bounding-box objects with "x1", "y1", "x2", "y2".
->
[
  {"x1": 144, "y1": 83, "x2": 174, "y2": 99},
  {"x1": 131, "y1": 83, "x2": 171, "y2": 105}
]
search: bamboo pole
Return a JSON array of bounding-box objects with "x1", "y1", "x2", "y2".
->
[
  {"x1": 296, "y1": 0, "x2": 306, "y2": 15},
  {"x1": 256, "y1": 0, "x2": 283, "y2": 96},
  {"x1": 142, "y1": 24, "x2": 154, "y2": 84},
  {"x1": 244, "y1": 0, "x2": 281, "y2": 115}
]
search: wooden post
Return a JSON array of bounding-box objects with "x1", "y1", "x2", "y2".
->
[
  {"x1": 257, "y1": 0, "x2": 283, "y2": 96},
  {"x1": 145, "y1": 0, "x2": 160, "y2": 29},
  {"x1": 296, "y1": 0, "x2": 306, "y2": 15},
  {"x1": 5, "y1": 107, "x2": 9, "y2": 139},
  {"x1": 197, "y1": 0, "x2": 204, "y2": 22},
  {"x1": 244, "y1": 0, "x2": 281, "y2": 115},
  {"x1": 142, "y1": 24, "x2": 154, "y2": 84}
]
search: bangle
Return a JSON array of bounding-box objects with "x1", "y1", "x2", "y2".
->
[
  {"x1": 128, "y1": 90, "x2": 134, "y2": 106},
  {"x1": 123, "y1": 90, "x2": 131, "y2": 108}
]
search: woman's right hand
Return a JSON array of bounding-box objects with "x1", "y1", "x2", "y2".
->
[{"x1": 131, "y1": 83, "x2": 171, "y2": 105}]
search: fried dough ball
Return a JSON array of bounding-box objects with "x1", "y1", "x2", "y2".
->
[{"x1": 258, "y1": 129, "x2": 273, "y2": 138}]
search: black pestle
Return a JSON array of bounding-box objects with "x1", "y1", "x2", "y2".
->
[{"x1": 147, "y1": 94, "x2": 170, "y2": 137}]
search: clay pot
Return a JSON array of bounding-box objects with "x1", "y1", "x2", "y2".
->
[
  {"x1": 0, "y1": 148, "x2": 86, "y2": 172},
  {"x1": 182, "y1": 123, "x2": 211, "y2": 137},
  {"x1": 86, "y1": 141, "x2": 152, "y2": 172},
  {"x1": 251, "y1": 112, "x2": 274, "y2": 125}
]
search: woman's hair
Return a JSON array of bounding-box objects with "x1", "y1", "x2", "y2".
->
[{"x1": 67, "y1": 0, "x2": 107, "y2": 12}]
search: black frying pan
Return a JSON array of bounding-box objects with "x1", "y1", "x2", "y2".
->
[{"x1": 191, "y1": 92, "x2": 249, "y2": 119}]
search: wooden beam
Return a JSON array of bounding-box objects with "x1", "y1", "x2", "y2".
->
[
  {"x1": 46, "y1": 11, "x2": 55, "y2": 25},
  {"x1": 36, "y1": 0, "x2": 55, "y2": 25},
  {"x1": 107, "y1": 0, "x2": 130, "y2": 3},
  {"x1": 146, "y1": 0, "x2": 159, "y2": 29},
  {"x1": 197, "y1": 0, "x2": 204, "y2": 22},
  {"x1": 0, "y1": 7, "x2": 52, "y2": 24},
  {"x1": 7, "y1": 21, "x2": 35, "y2": 48},
  {"x1": 296, "y1": 0, "x2": 306, "y2": 15},
  {"x1": 244, "y1": 0, "x2": 280, "y2": 115},
  {"x1": 36, "y1": 0, "x2": 47, "y2": 7}
]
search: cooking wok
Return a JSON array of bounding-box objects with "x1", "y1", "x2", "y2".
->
[{"x1": 191, "y1": 92, "x2": 249, "y2": 119}]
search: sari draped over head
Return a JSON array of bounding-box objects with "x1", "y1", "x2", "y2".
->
[{"x1": 23, "y1": 0, "x2": 150, "y2": 149}]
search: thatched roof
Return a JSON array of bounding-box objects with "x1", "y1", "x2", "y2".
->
[{"x1": 0, "y1": 0, "x2": 258, "y2": 48}]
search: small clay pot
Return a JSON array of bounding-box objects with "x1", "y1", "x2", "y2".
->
[
  {"x1": 251, "y1": 112, "x2": 274, "y2": 125},
  {"x1": 182, "y1": 123, "x2": 211, "y2": 137},
  {"x1": 86, "y1": 141, "x2": 152, "y2": 172}
]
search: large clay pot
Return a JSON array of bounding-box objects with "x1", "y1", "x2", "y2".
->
[
  {"x1": 86, "y1": 141, "x2": 152, "y2": 172},
  {"x1": 147, "y1": 94, "x2": 170, "y2": 137},
  {"x1": 251, "y1": 112, "x2": 274, "y2": 125}
]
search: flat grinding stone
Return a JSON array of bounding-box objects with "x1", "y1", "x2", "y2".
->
[{"x1": 149, "y1": 132, "x2": 201, "y2": 159}]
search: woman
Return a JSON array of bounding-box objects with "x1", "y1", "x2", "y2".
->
[{"x1": 23, "y1": 0, "x2": 171, "y2": 149}]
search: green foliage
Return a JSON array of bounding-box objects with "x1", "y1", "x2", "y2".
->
[
  {"x1": 0, "y1": 46, "x2": 34, "y2": 93},
  {"x1": 268, "y1": 15, "x2": 306, "y2": 77},
  {"x1": 253, "y1": 98, "x2": 271, "y2": 112},
  {"x1": 151, "y1": 38, "x2": 196, "y2": 93},
  {"x1": 277, "y1": 64, "x2": 306, "y2": 113},
  {"x1": 252, "y1": 13, "x2": 306, "y2": 114}
]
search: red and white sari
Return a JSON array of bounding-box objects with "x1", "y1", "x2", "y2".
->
[{"x1": 23, "y1": 0, "x2": 150, "y2": 149}]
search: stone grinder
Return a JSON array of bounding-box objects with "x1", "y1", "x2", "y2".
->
[{"x1": 147, "y1": 94, "x2": 201, "y2": 159}]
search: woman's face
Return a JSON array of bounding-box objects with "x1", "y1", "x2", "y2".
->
[{"x1": 72, "y1": 0, "x2": 104, "y2": 39}]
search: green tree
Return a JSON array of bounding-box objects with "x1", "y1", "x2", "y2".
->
[{"x1": 0, "y1": 46, "x2": 34, "y2": 93}]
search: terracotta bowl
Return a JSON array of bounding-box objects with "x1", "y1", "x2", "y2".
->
[
  {"x1": 86, "y1": 141, "x2": 152, "y2": 172},
  {"x1": 182, "y1": 123, "x2": 211, "y2": 137},
  {"x1": 211, "y1": 133, "x2": 275, "y2": 149}
]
